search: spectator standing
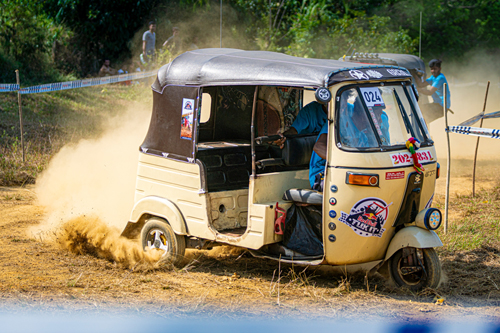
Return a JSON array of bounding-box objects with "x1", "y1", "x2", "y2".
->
[
  {"x1": 418, "y1": 59, "x2": 451, "y2": 124},
  {"x1": 142, "y1": 21, "x2": 156, "y2": 66},
  {"x1": 163, "y1": 27, "x2": 181, "y2": 55},
  {"x1": 99, "y1": 59, "x2": 116, "y2": 76}
]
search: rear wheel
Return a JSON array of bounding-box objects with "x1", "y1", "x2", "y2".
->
[
  {"x1": 389, "y1": 247, "x2": 441, "y2": 291},
  {"x1": 141, "y1": 217, "x2": 186, "y2": 267}
]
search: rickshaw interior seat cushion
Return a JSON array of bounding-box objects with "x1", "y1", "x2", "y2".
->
[
  {"x1": 283, "y1": 189, "x2": 323, "y2": 205},
  {"x1": 281, "y1": 135, "x2": 317, "y2": 166}
]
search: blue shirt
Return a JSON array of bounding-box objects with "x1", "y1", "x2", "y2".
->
[
  {"x1": 340, "y1": 103, "x2": 378, "y2": 148},
  {"x1": 426, "y1": 73, "x2": 451, "y2": 108},
  {"x1": 308, "y1": 122, "x2": 328, "y2": 188},
  {"x1": 291, "y1": 101, "x2": 327, "y2": 134}
]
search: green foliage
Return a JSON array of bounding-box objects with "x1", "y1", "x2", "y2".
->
[
  {"x1": 2, "y1": 0, "x2": 500, "y2": 82},
  {"x1": 43, "y1": 0, "x2": 159, "y2": 75},
  {"x1": 0, "y1": 0, "x2": 66, "y2": 84},
  {"x1": 239, "y1": 0, "x2": 416, "y2": 59},
  {"x1": 0, "y1": 0, "x2": 53, "y2": 63},
  {"x1": 326, "y1": 12, "x2": 417, "y2": 57}
]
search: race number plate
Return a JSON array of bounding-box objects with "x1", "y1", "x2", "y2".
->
[
  {"x1": 390, "y1": 149, "x2": 434, "y2": 167},
  {"x1": 360, "y1": 87, "x2": 385, "y2": 107}
]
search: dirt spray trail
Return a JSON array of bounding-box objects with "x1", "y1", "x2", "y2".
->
[
  {"x1": 33, "y1": 104, "x2": 153, "y2": 265},
  {"x1": 57, "y1": 215, "x2": 162, "y2": 269}
]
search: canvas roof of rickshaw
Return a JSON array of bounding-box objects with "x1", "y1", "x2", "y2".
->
[{"x1": 152, "y1": 48, "x2": 412, "y2": 91}]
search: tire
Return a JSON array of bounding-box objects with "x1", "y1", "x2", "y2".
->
[
  {"x1": 141, "y1": 217, "x2": 186, "y2": 267},
  {"x1": 389, "y1": 247, "x2": 441, "y2": 291}
]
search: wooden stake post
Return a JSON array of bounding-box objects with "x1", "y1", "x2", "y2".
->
[
  {"x1": 15, "y1": 70, "x2": 25, "y2": 162},
  {"x1": 444, "y1": 83, "x2": 450, "y2": 233},
  {"x1": 472, "y1": 81, "x2": 490, "y2": 197}
]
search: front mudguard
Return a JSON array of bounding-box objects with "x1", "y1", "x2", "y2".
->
[
  {"x1": 373, "y1": 226, "x2": 442, "y2": 277},
  {"x1": 384, "y1": 226, "x2": 443, "y2": 261}
]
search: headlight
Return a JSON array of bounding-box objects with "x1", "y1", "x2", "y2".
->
[{"x1": 415, "y1": 208, "x2": 442, "y2": 230}]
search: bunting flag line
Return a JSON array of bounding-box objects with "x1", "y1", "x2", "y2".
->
[
  {"x1": 0, "y1": 84, "x2": 20, "y2": 92},
  {"x1": 0, "y1": 70, "x2": 156, "y2": 95},
  {"x1": 447, "y1": 126, "x2": 500, "y2": 139}
]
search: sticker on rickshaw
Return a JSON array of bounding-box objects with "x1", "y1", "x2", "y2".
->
[
  {"x1": 180, "y1": 98, "x2": 194, "y2": 140},
  {"x1": 360, "y1": 87, "x2": 384, "y2": 107},
  {"x1": 349, "y1": 70, "x2": 369, "y2": 80},
  {"x1": 390, "y1": 150, "x2": 434, "y2": 167},
  {"x1": 386, "y1": 68, "x2": 411, "y2": 77},
  {"x1": 386, "y1": 171, "x2": 405, "y2": 180},
  {"x1": 339, "y1": 198, "x2": 393, "y2": 238},
  {"x1": 366, "y1": 70, "x2": 383, "y2": 78}
]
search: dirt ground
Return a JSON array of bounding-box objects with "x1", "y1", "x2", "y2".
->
[{"x1": 1, "y1": 162, "x2": 500, "y2": 321}]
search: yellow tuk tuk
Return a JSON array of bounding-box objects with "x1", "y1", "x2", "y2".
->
[{"x1": 121, "y1": 49, "x2": 443, "y2": 290}]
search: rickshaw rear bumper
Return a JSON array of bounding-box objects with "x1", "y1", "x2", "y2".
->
[{"x1": 384, "y1": 226, "x2": 442, "y2": 261}]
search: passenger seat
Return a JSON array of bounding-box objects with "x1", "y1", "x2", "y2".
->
[{"x1": 282, "y1": 189, "x2": 323, "y2": 205}]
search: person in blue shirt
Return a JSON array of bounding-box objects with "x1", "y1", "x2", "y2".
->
[
  {"x1": 276, "y1": 101, "x2": 327, "y2": 148},
  {"x1": 310, "y1": 121, "x2": 328, "y2": 191},
  {"x1": 274, "y1": 100, "x2": 328, "y2": 190},
  {"x1": 338, "y1": 96, "x2": 380, "y2": 148},
  {"x1": 418, "y1": 59, "x2": 451, "y2": 124}
]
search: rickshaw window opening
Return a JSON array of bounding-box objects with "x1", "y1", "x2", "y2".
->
[
  {"x1": 393, "y1": 88, "x2": 416, "y2": 138},
  {"x1": 401, "y1": 85, "x2": 430, "y2": 143}
]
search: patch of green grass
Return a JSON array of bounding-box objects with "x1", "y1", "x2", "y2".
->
[{"x1": 437, "y1": 186, "x2": 500, "y2": 252}]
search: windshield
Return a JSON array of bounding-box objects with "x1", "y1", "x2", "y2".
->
[{"x1": 337, "y1": 84, "x2": 429, "y2": 149}]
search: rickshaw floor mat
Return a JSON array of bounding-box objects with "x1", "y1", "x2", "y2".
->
[
  {"x1": 216, "y1": 227, "x2": 247, "y2": 237},
  {"x1": 283, "y1": 204, "x2": 323, "y2": 256}
]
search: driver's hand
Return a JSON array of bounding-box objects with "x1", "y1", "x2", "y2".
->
[{"x1": 274, "y1": 133, "x2": 286, "y2": 149}]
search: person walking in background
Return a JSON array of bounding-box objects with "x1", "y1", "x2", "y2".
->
[
  {"x1": 163, "y1": 27, "x2": 181, "y2": 55},
  {"x1": 142, "y1": 21, "x2": 156, "y2": 67},
  {"x1": 418, "y1": 59, "x2": 451, "y2": 124}
]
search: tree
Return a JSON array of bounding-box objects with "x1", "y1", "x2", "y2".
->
[
  {"x1": 43, "y1": 0, "x2": 159, "y2": 75},
  {"x1": 0, "y1": 0, "x2": 62, "y2": 83}
]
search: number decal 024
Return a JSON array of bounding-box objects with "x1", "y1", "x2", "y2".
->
[{"x1": 360, "y1": 87, "x2": 385, "y2": 107}]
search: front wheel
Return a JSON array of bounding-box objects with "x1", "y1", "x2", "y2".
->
[
  {"x1": 389, "y1": 247, "x2": 441, "y2": 291},
  {"x1": 141, "y1": 217, "x2": 186, "y2": 267}
]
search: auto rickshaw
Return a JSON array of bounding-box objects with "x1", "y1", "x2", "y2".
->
[{"x1": 121, "y1": 48, "x2": 443, "y2": 290}]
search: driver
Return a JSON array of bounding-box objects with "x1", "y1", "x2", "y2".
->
[
  {"x1": 339, "y1": 96, "x2": 378, "y2": 148},
  {"x1": 275, "y1": 101, "x2": 327, "y2": 148}
]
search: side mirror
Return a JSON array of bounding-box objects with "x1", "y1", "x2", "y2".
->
[{"x1": 315, "y1": 87, "x2": 332, "y2": 104}]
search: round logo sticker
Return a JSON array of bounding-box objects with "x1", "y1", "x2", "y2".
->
[
  {"x1": 329, "y1": 197, "x2": 337, "y2": 205},
  {"x1": 329, "y1": 210, "x2": 337, "y2": 218},
  {"x1": 349, "y1": 70, "x2": 369, "y2": 80},
  {"x1": 338, "y1": 197, "x2": 393, "y2": 238}
]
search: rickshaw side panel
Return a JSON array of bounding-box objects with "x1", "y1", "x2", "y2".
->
[
  {"x1": 251, "y1": 169, "x2": 310, "y2": 204},
  {"x1": 132, "y1": 152, "x2": 215, "y2": 240},
  {"x1": 129, "y1": 195, "x2": 187, "y2": 235},
  {"x1": 323, "y1": 143, "x2": 438, "y2": 265}
]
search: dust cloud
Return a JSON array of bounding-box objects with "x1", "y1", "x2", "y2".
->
[
  {"x1": 33, "y1": 104, "x2": 152, "y2": 266},
  {"x1": 425, "y1": 52, "x2": 500, "y2": 162}
]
